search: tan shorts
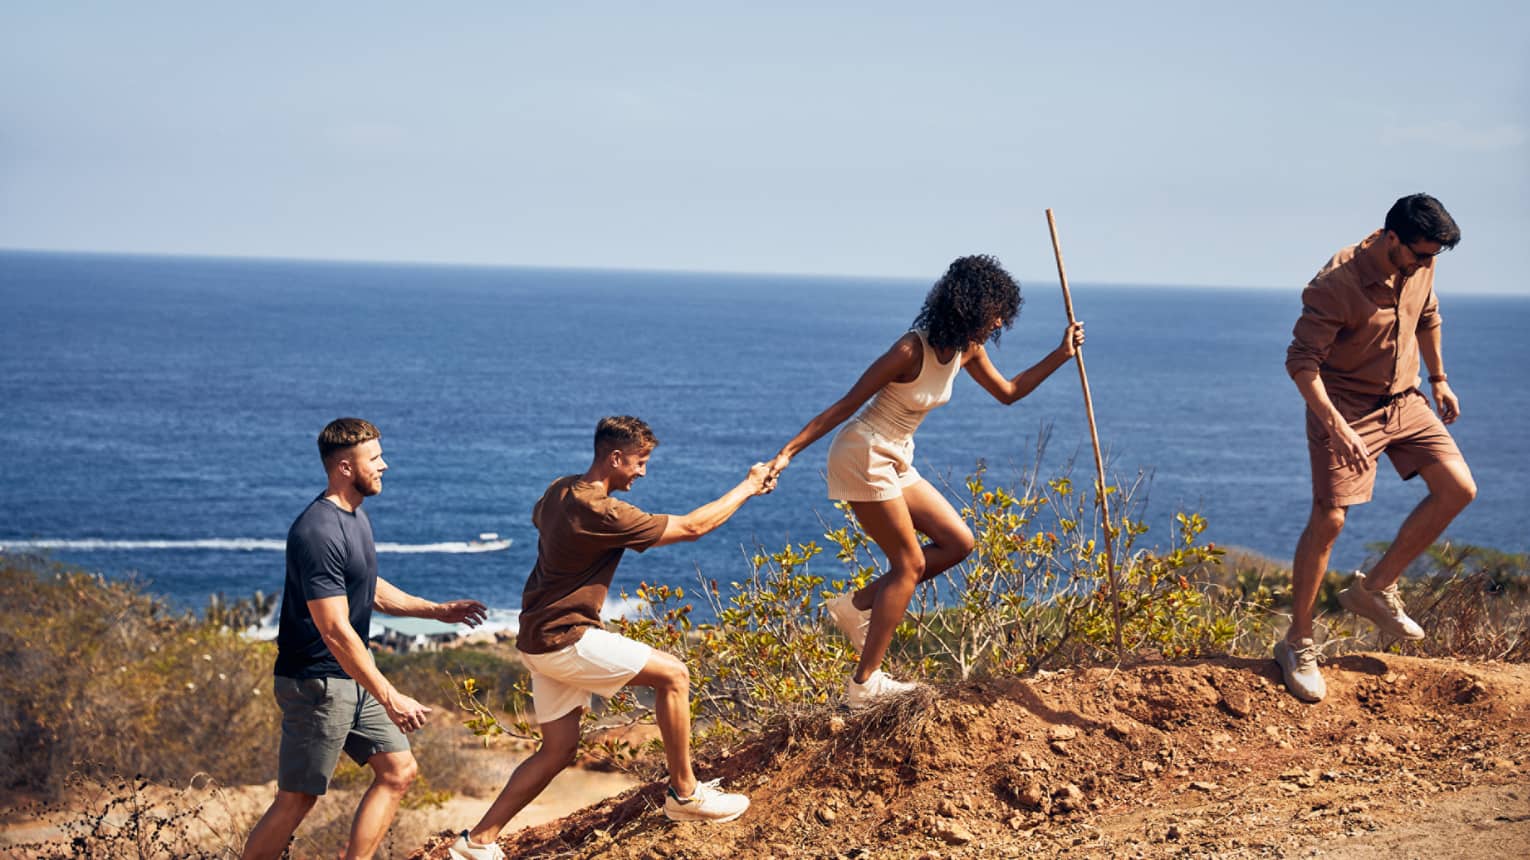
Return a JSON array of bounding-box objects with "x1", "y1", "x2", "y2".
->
[
  {"x1": 826, "y1": 419, "x2": 921, "y2": 502},
  {"x1": 519, "y1": 628, "x2": 653, "y2": 724},
  {"x1": 1306, "y1": 389, "x2": 1463, "y2": 507}
]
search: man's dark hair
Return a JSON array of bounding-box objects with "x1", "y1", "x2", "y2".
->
[
  {"x1": 594, "y1": 416, "x2": 659, "y2": 457},
  {"x1": 318, "y1": 417, "x2": 381, "y2": 466},
  {"x1": 913, "y1": 255, "x2": 1023, "y2": 352},
  {"x1": 1384, "y1": 193, "x2": 1461, "y2": 249}
]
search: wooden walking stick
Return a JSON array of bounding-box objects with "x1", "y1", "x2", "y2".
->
[{"x1": 1045, "y1": 208, "x2": 1126, "y2": 662}]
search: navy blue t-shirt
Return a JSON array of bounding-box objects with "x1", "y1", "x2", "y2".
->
[{"x1": 274, "y1": 496, "x2": 379, "y2": 679}]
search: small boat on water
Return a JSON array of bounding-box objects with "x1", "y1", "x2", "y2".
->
[{"x1": 468, "y1": 532, "x2": 512, "y2": 552}]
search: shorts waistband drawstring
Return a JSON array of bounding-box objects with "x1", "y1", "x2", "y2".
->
[{"x1": 1378, "y1": 390, "x2": 1410, "y2": 434}]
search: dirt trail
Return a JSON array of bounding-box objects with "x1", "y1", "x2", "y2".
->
[
  {"x1": 408, "y1": 654, "x2": 1530, "y2": 859},
  {"x1": 0, "y1": 751, "x2": 640, "y2": 858}
]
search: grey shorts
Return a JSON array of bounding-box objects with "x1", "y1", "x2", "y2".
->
[{"x1": 274, "y1": 675, "x2": 410, "y2": 796}]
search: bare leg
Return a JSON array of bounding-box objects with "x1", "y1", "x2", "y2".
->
[
  {"x1": 628, "y1": 651, "x2": 697, "y2": 796},
  {"x1": 1289, "y1": 502, "x2": 1347, "y2": 642},
  {"x1": 241, "y1": 790, "x2": 318, "y2": 860},
  {"x1": 1364, "y1": 459, "x2": 1476, "y2": 590},
  {"x1": 344, "y1": 750, "x2": 418, "y2": 860},
  {"x1": 848, "y1": 496, "x2": 925, "y2": 684},
  {"x1": 467, "y1": 708, "x2": 583, "y2": 845},
  {"x1": 851, "y1": 479, "x2": 975, "y2": 611}
]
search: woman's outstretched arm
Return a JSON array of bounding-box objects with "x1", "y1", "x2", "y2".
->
[
  {"x1": 965, "y1": 321, "x2": 1084, "y2": 405},
  {"x1": 769, "y1": 333, "x2": 923, "y2": 476}
]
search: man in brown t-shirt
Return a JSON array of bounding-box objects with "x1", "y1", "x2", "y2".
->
[
  {"x1": 450, "y1": 416, "x2": 772, "y2": 858},
  {"x1": 1276, "y1": 194, "x2": 1477, "y2": 703}
]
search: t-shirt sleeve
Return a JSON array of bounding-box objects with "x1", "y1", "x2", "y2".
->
[
  {"x1": 291, "y1": 520, "x2": 350, "y2": 601},
  {"x1": 601, "y1": 500, "x2": 669, "y2": 553}
]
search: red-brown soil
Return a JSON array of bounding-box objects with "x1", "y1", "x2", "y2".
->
[{"x1": 409, "y1": 654, "x2": 1530, "y2": 859}]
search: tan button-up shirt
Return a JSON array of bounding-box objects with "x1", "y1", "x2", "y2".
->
[{"x1": 1285, "y1": 230, "x2": 1441, "y2": 419}]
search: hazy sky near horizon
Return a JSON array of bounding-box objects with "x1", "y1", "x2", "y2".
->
[{"x1": 2, "y1": 3, "x2": 1526, "y2": 293}]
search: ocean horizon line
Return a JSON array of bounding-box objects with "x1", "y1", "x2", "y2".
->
[{"x1": 1, "y1": 244, "x2": 1463, "y2": 298}]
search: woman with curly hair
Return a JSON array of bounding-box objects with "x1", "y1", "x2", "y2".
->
[{"x1": 768, "y1": 255, "x2": 1084, "y2": 707}]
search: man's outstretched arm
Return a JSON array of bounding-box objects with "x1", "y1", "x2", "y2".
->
[
  {"x1": 653, "y1": 462, "x2": 772, "y2": 547},
  {"x1": 374, "y1": 577, "x2": 489, "y2": 625}
]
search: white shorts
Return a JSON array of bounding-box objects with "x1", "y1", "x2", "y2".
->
[
  {"x1": 519, "y1": 628, "x2": 653, "y2": 724},
  {"x1": 826, "y1": 419, "x2": 921, "y2": 502}
]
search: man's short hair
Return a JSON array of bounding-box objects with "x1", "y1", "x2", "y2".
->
[
  {"x1": 318, "y1": 417, "x2": 381, "y2": 466},
  {"x1": 1385, "y1": 193, "x2": 1461, "y2": 249},
  {"x1": 594, "y1": 416, "x2": 658, "y2": 457}
]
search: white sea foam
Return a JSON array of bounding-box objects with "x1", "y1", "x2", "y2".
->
[
  {"x1": 473, "y1": 607, "x2": 522, "y2": 636},
  {"x1": 0, "y1": 537, "x2": 511, "y2": 554},
  {"x1": 242, "y1": 606, "x2": 522, "y2": 643},
  {"x1": 374, "y1": 540, "x2": 511, "y2": 554},
  {"x1": 601, "y1": 594, "x2": 651, "y2": 621},
  {"x1": 245, "y1": 601, "x2": 282, "y2": 641}
]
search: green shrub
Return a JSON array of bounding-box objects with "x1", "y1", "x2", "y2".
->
[
  {"x1": 460, "y1": 464, "x2": 1257, "y2": 748},
  {"x1": 0, "y1": 557, "x2": 277, "y2": 798},
  {"x1": 1359, "y1": 542, "x2": 1530, "y2": 661},
  {"x1": 376, "y1": 645, "x2": 527, "y2": 710}
]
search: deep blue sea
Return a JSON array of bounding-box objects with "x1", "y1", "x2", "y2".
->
[{"x1": 2, "y1": 251, "x2": 1526, "y2": 634}]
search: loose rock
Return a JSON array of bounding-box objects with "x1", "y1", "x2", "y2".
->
[
  {"x1": 1220, "y1": 689, "x2": 1253, "y2": 718},
  {"x1": 1052, "y1": 783, "x2": 1085, "y2": 813},
  {"x1": 934, "y1": 820, "x2": 974, "y2": 845}
]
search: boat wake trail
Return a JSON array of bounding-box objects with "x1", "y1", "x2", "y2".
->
[{"x1": 0, "y1": 537, "x2": 512, "y2": 554}]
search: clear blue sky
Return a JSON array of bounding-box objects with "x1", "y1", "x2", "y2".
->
[{"x1": 2, "y1": 2, "x2": 1526, "y2": 292}]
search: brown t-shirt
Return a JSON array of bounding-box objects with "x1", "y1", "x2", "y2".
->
[
  {"x1": 516, "y1": 476, "x2": 669, "y2": 654},
  {"x1": 1285, "y1": 230, "x2": 1442, "y2": 420}
]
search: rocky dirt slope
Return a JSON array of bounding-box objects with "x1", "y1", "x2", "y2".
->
[{"x1": 410, "y1": 654, "x2": 1530, "y2": 859}]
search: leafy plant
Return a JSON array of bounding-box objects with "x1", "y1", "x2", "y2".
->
[{"x1": 455, "y1": 461, "x2": 1250, "y2": 752}]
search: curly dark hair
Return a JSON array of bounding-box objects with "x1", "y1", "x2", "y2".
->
[{"x1": 912, "y1": 255, "x2": 1022, "y2": 351}]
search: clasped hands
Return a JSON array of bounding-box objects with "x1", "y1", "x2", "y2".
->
[{"x1": 745, "y1": 452, "x2": 793, "y2": 496}]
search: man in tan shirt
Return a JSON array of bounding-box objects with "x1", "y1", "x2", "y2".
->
[
  {"x1": 1277, "y1": 194, "x2": 1476, "y2": 702},
  {"x1": 449, "y1": 416, "x2": 772, "y2": 859}
]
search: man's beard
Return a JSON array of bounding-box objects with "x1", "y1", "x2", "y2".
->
[{"x1": 352, "y1": 473, "x2": 381, "y2": 497}]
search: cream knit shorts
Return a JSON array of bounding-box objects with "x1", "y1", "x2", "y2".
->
[{"x1": 826, "y1": 419, "x2": 921, "y2": 502}]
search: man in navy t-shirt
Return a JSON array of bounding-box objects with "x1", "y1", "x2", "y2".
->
[{"x1": 242, "y1": 418, "x2": 488, "y2": 860}]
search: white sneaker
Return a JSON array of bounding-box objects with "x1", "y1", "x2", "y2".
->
[
  {"x1": 1273, "y1": 637, "x2": 1326, "y2": 703},
  {"x1": 1338, "y1": 571, "x2": 1425, "y2": 640},
  {"x1": 846, "y1": 670, "x2": 920, "y2": 709},
  {"x1": 664, "y1": 778, "x2": 750, "y2": 823},
  {"x1": 825, "y1": 592, "x2": 872, "y2": 651},
  {"x1": 448, "y1": 830, "x2": 505, "y2": 860}
]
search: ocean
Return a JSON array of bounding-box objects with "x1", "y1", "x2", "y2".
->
[{"x1": 2, "y1": 250, "x2": 1526, "y2": 636}]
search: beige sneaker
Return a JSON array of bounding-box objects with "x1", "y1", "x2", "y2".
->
[
  {"x1": 846, "y1": 670, "x2": 919, "y2": 709},
  {"x1": 1338, "y1": 571, "x2": 1425, "y2": 640},
  {"x1": 664, "y1": 778, "x2": 750, "y2": 823},
  {"x1": 1273, "y1": 637, "x2": 1326, "y2": 703},
  {"x1": 825, "y1": 592, "x2": 872, "y2": 651}
]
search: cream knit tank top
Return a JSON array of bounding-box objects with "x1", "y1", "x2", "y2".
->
[{"x1": 854, "y1": 330, "x2": 963, "y2": 441}]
